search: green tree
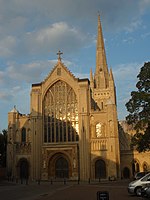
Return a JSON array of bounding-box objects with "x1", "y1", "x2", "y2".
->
[
  {"x1": 125, "y1": 62, "x2": 150, "y2": 152},
  {"x1": 0, "y1": 129, "x2": 7, "y2": 167}
]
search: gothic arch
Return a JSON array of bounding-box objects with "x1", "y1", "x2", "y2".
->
[
  {"x1": 95, "y1": 122, "x2": 105, "y2": 138},
  {"x1": 21, "y1": 127, "x2": 26, "y2": 143},
  {"x1": 43, "y1": 80, "x2": 79, "y2": 143},
  {"x1": 48, "y1": 152, "x2": 71, "y2": 179},
  {"x1": 143, "y1": 162, "x2": 148, "y2": 172},
  {"x1": 55, "y1": 157, "x2": 69, "y2": 178},
  {"x1": 122, "y1": 167, "x2": 130, "y2": 179},
  {"x1": 91, "y1": 121, "x2": 105, "y2": 138},
  {"x1": 94, "y1": 158, "x2": 106, "y2": 179},
  {"x1": 16, "y1": 158, "x2": 30, "y2": 179},
  {"x1": 132, "y1": 159, "x2": 140, "y2": 176}
]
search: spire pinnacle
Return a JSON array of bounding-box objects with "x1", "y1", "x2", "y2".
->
[
  {"x1": 90, "y1": 68, "x2": 94, "y2": 82},
  {"x1": 94, "y1": 14, "x2": 109, "y2": 88},
  {"x1": 96, "y1": 14, "x2": 107, "y2": 71}
]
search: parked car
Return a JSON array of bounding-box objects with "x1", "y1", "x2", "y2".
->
[
  {"x1": 128, "y1": 173, "x2": 150, "y2": 196},
  {"x1": 134, "y1": 172, "x2": 149, "y2": 180},
  {"x1": 141, "y1": 184, "x2": 150, "y2": 199}
]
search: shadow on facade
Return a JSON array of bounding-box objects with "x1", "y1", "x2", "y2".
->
[
  {"x1": 7, "y1": 109, "x2": 80, "y2": 182},
  {"x1": 7, "y1": 111, "x2": 31, "y2": 182},
  {"x1": 118, "y1": 122, "x2": 140, "y2": 179},
  {"x1": 7, "y1": 110, "x2": 143, "y2": 183}
]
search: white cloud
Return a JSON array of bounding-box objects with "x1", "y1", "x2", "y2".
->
[
  {"x1": 24, "y1": 22, "x2": 93, "y2": 55},
  {"x1": 141, "y1": 32, "x2": 150, "y2": 39},
  {"x1": 6, "y1": 60, "x2": 53, "y2": 83},
  {"x1": 0, "y1": 91, "x2": 14, "y2": 101},
  {"x1": 0, "y1": 71, "x2": 5, "y2": 82},
  {"x1": 0, "y1": 0, "x2": 148, "y2": 34},
  {"x1": 0, "y1": 36, "x2": 16, "y2": 57},
  {"x1": 124, "y1": 18, "x2": 142, "y2": 33},
  {"x1": 0, "y1": 0, "x2": 149, "y2": 130},
  {"x1": 113, "y1": 62, "x2": 143, "y2": 120},
  {"x1": 122, "y1": 37, "x2": 135, "y2": 44},
  {"x1": 113, "y1": 63, "x2": 141, "y2": 82},
  {"x1": 139, "y1": 0, "x2": 150, "y2": 14}
]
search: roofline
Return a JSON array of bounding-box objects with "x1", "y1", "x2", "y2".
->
[
  {"x1": 78, "y1": 78, "x2": 90, "y2": 84},
  {"x1": 32, "y1": 83, "x2": 42, "y2": 87}
]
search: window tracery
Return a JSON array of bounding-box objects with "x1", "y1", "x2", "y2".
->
[
  {"x1": 43, "y1": 80, "x2": 79, "y2": 143},
  {"x1": 95, "y1": 122, "x2": 105, "y2": 137}
]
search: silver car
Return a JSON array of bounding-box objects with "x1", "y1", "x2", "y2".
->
[{"x1": 128, "y1": 173, "x2": 150, "y2": 196}]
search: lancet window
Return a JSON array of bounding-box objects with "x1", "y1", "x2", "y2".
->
[
  {"x1": 43, "y1": 80, "x2": 79, "y2": 143},
  {"x1": 21, "y1": 127, "x2": 26, "y2": 143}
]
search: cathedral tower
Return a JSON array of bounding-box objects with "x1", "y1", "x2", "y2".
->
[{"x1": 90, "y1": 15, "x2": 120, "y2": 179}]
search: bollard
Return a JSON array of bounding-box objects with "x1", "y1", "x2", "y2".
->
[
  {"x1": 88, "y1": 178, "x2": 91, "y2": 184},
  {"x1": 51, "y1": 179, "x2": 53, "y2": 185},
  {"x1": 64, "y1": 178, "x2": 66, "y2": 185},
  {"x1": 26, "y1": 179, "x2": 28, "y2": 185}
]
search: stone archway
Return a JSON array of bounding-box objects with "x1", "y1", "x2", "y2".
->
[
  {"x1": 55, "y1": 157, "x2": 69, "y2": 178},
  {"x1": 17, "y1": 158, "x2": 29, "y2": 180},
  {"x1": 95, "y1": 159, "x2": 106, "y2": 179},
  {"x1": 123, "y1": 167, "x2": 130, "y2": 179},
  {"x1": 132, "y1": 160, "x2": 140, "y2": 176},
  {"x1": 48, "y1": 153, "x2": 71, "y2": 179}
]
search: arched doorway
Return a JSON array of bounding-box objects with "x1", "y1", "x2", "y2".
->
[
  {"x1": 123, "y1": 167, "x2": 130, "y2": 179},
  {"x1": 95, "y1": 159, "x2": 106, "y2": 179},
  {"x1": 55, "y1": 157, "x2": 69, "y2": 178},
  {"x1": 48, "y1": 153, "x2": 71, "y2": 179},
  {"x1": 19, "y1": 158, "x2": 29, "y2": 179},
  {"x1": 143, "y1": 163, "x2": 148, "y2": 172},
  {"x1": 132, "y1": 160, "x2": 139, "y2": 176}
]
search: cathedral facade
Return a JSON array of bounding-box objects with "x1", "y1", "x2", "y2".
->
[{"x1": 7, "y1": 16, "x2": 121, "y2": 181}]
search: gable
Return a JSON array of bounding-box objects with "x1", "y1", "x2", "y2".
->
[{"x1": 42, "y1": 61, "x2": 79, "y2": 99}]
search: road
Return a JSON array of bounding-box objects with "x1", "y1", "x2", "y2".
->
[{"x1": 0, "y1": 180, "x2": 142, "y2": 200}]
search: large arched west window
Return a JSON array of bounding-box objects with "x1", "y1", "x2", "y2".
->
[{"x1": 43, "y1": 80, "x2": 79, "y2": 143}]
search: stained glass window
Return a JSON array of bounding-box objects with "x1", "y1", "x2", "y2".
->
[{"x1": 43, "y1": 80, "x2": 79, "y2": 143}]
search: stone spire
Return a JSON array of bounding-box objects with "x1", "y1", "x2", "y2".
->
[
  {"x1": 94, "y1": 14, "x2": 109, "y2": 89},
  {"x1": 109, "y1": 68, "x2": 114, "y2": 82}
]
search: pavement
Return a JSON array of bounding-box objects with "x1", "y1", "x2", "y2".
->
[
  {"x1": 0, "y1": 179, "x2": 70, "y2": 200},
  {"x1": 0, "y1": 179, "x2": 139, "y2": 200}
]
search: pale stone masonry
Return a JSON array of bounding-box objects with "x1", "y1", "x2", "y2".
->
[{"x1": 7, "y1": 15, "x2": 150, "y2": 181}]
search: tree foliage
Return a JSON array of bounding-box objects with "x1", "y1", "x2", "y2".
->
[
  {"x1": 126, "y1": 62, "x2": 150, "y2": 152},
  {"x1": 0, "y1": 129, "x2": 7, "y2": 167}
]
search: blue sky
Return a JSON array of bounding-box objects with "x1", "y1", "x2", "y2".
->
[{"x1": 0, "y1": 0, "x2": 150, "y2": 131}]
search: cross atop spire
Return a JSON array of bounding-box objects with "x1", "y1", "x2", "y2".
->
[{"x1": 57, "y1": 50, "x2": 63, "y2": 62}]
